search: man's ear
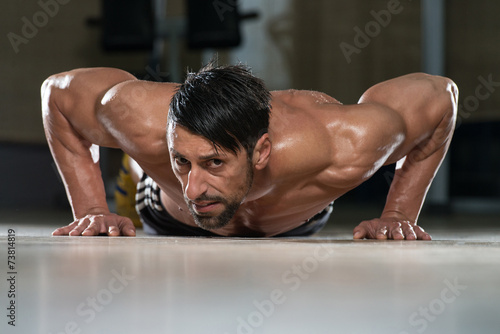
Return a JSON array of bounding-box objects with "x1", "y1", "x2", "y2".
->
[{"x1": 252, "y1": 133, "x2": 271, "y2": 170}]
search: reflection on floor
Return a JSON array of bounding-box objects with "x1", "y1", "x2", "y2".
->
[{"x1": 0, "y1": 207, "x2": 499, "y2": 334}]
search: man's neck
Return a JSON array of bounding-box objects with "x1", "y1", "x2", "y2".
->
[{"x1": 243, "y1": 167, "x2": 275, "y2": 203}]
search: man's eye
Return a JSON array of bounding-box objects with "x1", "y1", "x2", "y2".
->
[
  {"x1": 209, "y1": 159, "x2": 223, "y2": 167},
  {"x1": 176, "y1": 157, "x2": 189, "y2": 165}
]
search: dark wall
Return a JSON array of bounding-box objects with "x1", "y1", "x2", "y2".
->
[{"x1": 0, "y1": 144, "x2": 68, "y2": 209}]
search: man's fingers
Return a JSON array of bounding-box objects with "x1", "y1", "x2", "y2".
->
[
  {"x1": 82, "y1": 218, "x2": 105, "y2": 236},
  {"x1": 81, "y1": 228, "x2": 99, "y2": 236},
  {"x1": 399, "y1": 223, "x2": 416, "y2": 240},
  {"x1": 390, "y1": 226, "x2": 405, "y2": 240},
  {"x1": 68, "y1": 229, "x2": 82, "y2": 236},
  {"x1": 376, "y1": 226, "x2": 388, "y2": 240},
  {"x1": 353, "y1": 226, "x2": 367, "y2": 239},
  {"x1": 52, "y1": 213, "x2": 136, "y2": 237},
  {"x1": 414, "y1": 225, "x2": 432, "y2": 240},
  {"x1": 117, "y1": 218, "x2": 136, "y2": 237},
  {"x1": 52, "y1": 226, "x2": 70, "y2": 236},
  {"x1": 353, "y1": 219, "x2": 430, "y2": 241},
  {"x1": 108, "y1": 225, "x2": 121, "y2": 236},
  {"x1": 106, "y1": 216, "x2": 136, "y2": 236},
  {"x1": 122, "y1": 226, "x2": 136, "y2": 236},
  {"x1": 52, "y1": 221, "x2": 79, "y2": 236},
  {"x1": 69, "y1": 219, "x2": 91, "y2": 236},
  {"x1": 71, "y1": 217, "x2": 103, "y2": 236}
]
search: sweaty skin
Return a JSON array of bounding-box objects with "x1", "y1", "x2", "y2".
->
[{"x1": 42, "y1": 68, "x2": 458, "y2": 238}]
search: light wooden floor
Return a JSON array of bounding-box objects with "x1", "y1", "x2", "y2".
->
[{"x1": 1, "y1": 210, "x2": 500, "y2": 334}]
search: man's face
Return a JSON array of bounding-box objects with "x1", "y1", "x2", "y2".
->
[{"x1": 167, "y1": 122, "x2": 253, "y2": 231}]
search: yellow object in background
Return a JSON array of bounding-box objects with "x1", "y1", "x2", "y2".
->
[{"x1": 115, "y1": 154, "x2": 142, "y2": 228}]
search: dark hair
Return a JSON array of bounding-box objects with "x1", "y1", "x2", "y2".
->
[{"x1": 168, "y1": 61, "x2": 271, "y2": 155}]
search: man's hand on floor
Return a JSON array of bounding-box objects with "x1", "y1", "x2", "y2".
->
[
  {"x1": 52, "y1": 213, "x2": 136, "y2": 237},
  {"x1": 353, "y1": 218, "x2": 431, "y2": 240}
]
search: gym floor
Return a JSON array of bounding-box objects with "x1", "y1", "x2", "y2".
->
[{"x1": 1, "y1": 205, "x2": 499, "y2": 334}]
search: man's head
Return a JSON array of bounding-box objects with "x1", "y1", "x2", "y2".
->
[{"x1": 167, "y1": 62, "x2": 272, "y2": 231}]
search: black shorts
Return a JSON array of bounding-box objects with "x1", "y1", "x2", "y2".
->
[{"x1": 135, "y1": 173, "x2": 333, "y2": 237}]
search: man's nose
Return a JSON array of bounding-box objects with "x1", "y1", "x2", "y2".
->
[{"x1": 184, "y1": 167, "x2": 208, "y2": 201}]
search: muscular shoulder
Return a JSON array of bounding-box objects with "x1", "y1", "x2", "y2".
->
[
  {"x1": 267, "y1": 90, "x2": 344, "y2": 182},
  {"x1": 42, "y1": 68, "x2": 139, "y2": 147},
  {"x1": 318, "y1": 103, "x2": 406, "y2": 187},
  {"x1": 358, "y1": 73, "x2": 458, "y2": 152},
  {"x1": 97, "y1": 80, "x2": 178, "y2": 159},
  {"x1": 359, "y1": 72, "x2": 454, "y2": 101},
  {"x1": 98, "y1": 80, "x2": 177, "y2": 129},
  {"x1": 268, "y1": 90, "x2": 407, "y2": 190},
  {"x1": 359, "y1": 73, "x2": 458, "y2": 126},
  {"x1": 43, "y1": 68, "x2": 136, "y2": 110}
]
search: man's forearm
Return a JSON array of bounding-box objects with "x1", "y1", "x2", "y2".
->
[
  {"x1": 52, "y1": 143, "x2": 110, "y2": 219},
  {"x1": 381, "y1": 140, "x2": 450, "y2": 224}
]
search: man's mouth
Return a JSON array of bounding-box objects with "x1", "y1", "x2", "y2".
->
[{"x1": 192, "y1": 201, "x2": 221, "y2": 214}]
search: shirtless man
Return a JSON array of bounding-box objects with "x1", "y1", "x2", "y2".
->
[{"x1": 42, "y1": 62, "x2": 458, "y2": 239}]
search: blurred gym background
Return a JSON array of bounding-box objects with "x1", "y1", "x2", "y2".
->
[{"x1": 1, "y1": 0, "x2": 499, "y2": 224}]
